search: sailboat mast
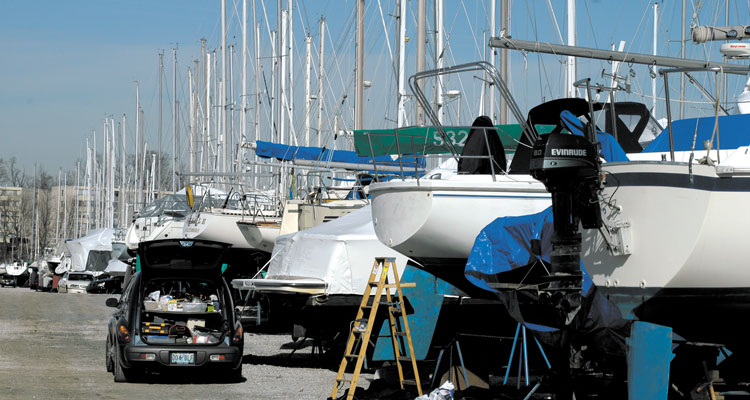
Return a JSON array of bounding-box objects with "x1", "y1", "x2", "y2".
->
[
  {"x1": 173, "y1": 47, "x2": 178, "y2": 192},
  {"x1": 201, "y1": 38, "x2": 208, "y2": 173},
  {"x1": 280, "y1": 9, "x2": 288, "y2": 144},
  {"x1": 680, "y1": 0, "x2": 686, "y2": 119},
  {"x1": 135, "y1": 81, "x2": 142, "y2": 211},
  {"x1": 652, "y1": 2, "x2": 658, "y2": 116},
  {"x1": 356, "y1": 0, "x2": 364, "y2": 129},
  {"x1": 435, "y1": 0, "x2": 444, "y2": 124},
  {"x1": 120, "y1": 114, "x2": 127, "y2": 228},
  {"x1": 158, "y1": 51, "x2": 164, "y2": 197},
  {"x1": 86, "y1": 139, "x2": 92, "y2": 233},
  {"x1": 288, "y1": 0, "x2": 294, "y2": 146},
  {"x1": 55, "y1": 168, "x2": 61, "y2": 245},
  {"x1": 566, "y1": 0, "x2": 576, "y2": 98},
  {"x1": 110, "y1": 118, "x2": 116, "y2": 228},
  {"x1": 222, "y1": 0, "x2": 228, "y2": 175},
  {"x1": 32, "y1": 164, "x2": 37, "y2": 260},
  {"x1": 415, "y1": 0, "x2": 425, "y2": 125},
  {"x1": 489, "y1": 0, "x2": 496, "y2": 121},
  {"x1": 75, "y1": 162, "x2": 79, "y2": 238},
  {"x1": 63, "y1": 173, "x2": 67, "y2": 240},
  {"x1": 206, "y1": 51, "x2": 212, "y2": 173},
  {"x1": 317, "y1": 17, "x2": 326, "y2": 145},
  {"x1": 305, "y1": 34, "x2": 312, "y2": 146},
  {"x1": 499, "y1": 0, "x2": 509, "y2": 124},
  {"x1": 229, "y1": 45, "x2": 235, "y2": 173},
  {"x1": 189, "y1": 67, "x2": 195, "y2": 174},
  {"x1": 242, "y1": 0, "x2": 248, "y2": 176},
  {"x1": 253, "y1": 0, "x2": 260, "y2": 144},
  {"x1": 397, "y1": 0, "x2": 406, "y2": 127}
]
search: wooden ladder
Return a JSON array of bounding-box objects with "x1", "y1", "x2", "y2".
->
[{"x1": 330, "y1": 257, "x2": 423, "y2": 400}]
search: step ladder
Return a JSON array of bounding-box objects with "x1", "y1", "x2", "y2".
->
[{"x1": 330, "y1": 257, "x2": 423, "y2": 400}]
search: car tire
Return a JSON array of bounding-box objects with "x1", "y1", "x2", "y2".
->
[
  {"x1": 106, "y1": 335, "x2": 114, "y2": 373},
  {"x1": 113, "y1": 345, "x2": 135, "y2": 382},
  {"x1": 225, "y1": 365, "x2": 243, "y2": 383}
]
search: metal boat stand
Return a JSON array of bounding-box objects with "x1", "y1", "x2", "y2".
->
[
  {"x1": 503, "y1": 322, "x2": 551, "y2": 391},
  {"x1": 430, "y1": 338, "x2": 469, "y2": 389}
]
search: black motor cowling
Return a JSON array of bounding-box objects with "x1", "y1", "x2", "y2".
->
[{"x1": 529, "y1": 132, "x2": 603, "y2": 327}]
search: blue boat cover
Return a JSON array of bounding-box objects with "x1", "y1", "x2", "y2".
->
[
  {"x1": 465, "y1": 207, "x2": 631, "y2": 358},
  {"x1": 643, "y1": 113, "x2": 750, "y2": 153},
  {"x1": 255, "y1": 140, "x2": 425, "y2": 168},
  {"x1": 559, "y1": 110, "x2": 630, "y2": 162},
  {"x1": 465, "y1": 207, "x2": 593, "y2": 297}
]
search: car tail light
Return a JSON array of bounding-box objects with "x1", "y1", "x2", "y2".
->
[
  {"x1": 233, "y1": 321, "x2": 243, "y2": 344},
  {"x1": 117, "y1": 321, "x2": 131, "y2": 343}
]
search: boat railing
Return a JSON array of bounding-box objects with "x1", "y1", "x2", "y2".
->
[{"x1": 659, "y1": 66, "x2": 750, "y2": 166}]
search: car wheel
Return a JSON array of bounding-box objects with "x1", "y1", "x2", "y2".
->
[
  {"x1": 106, "y1": 335, "x2": 114, "y2": 373},
  {"x1": 113, "y1": 345, "x2": 135, "y2": 382},
  {"x1": 225, "y1": 365, "x2": 243, "y2": 383}
]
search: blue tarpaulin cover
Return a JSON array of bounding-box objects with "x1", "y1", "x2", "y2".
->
[
  {"x1": 465, "y1": 207, "x2": 630, "y2": 356},
  {"x1": 255, "y1": 140, "x2": 425, "y2": 168},
  {"x1": 643, "y1": 114, "x2": 750, "y2": 153},
  {"x1": 465, "y1": 208, "x2": 593, "y2": 297},
  {"x1": 559, "y1": 110, "x2": 630, "y2": 162}
]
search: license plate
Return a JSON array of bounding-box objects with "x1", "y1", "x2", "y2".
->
[{"x1": 170, "y1": 352, "x2": 195, "y2": 365}]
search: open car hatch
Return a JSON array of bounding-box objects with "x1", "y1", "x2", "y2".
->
[{"x1": 138, "y1": 239, "x2": 231, "y2": 280}]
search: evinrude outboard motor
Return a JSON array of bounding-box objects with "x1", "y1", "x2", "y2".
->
[{"x1": 529, "y1": 132, "x2": 603, "y2": 326}]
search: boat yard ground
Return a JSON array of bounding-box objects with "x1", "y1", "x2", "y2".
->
[{"x1": 0, "y1": 287, "x2": 368, "y2": 399}]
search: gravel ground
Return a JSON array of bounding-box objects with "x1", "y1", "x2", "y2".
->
[{"x1": 0, "y1": 287, "x2": 373, "y2": 400}]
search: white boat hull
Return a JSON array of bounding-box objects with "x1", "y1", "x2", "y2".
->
[
  {"x1": 584, "y1": 160, "x2": 750, "y2": 291},
  {"x1": 369, "y1": 174, "x2": 551, "y2": 261},
  {"x1": 183, "y1": 211, "x2": 255, "y2": 249},
  {"x1": 237, "y1": 220, "x2": 280, "y2": 252},
  {"x1": 125, "y1": 217, "x2": 184, "y2": 249}
]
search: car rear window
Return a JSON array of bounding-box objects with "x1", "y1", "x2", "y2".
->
[{"x1": 69, "y1": 273, "x2": 93, "y2": 281}]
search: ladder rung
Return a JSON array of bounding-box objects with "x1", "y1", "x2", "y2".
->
[
  {"x1": 393, "y1": 331, "x2": 407, "y2": 337},
  {"x1": 389, "y1": 307, "x2": 403, "y2": 314},
  {"x1": 345, "y1": 354, "x2": 360, "y2": 360},
  {"x1": 381, "y1": 301, "x2": 400, "y2": 307},
  {"x1": 402, "y1": 379, "x2": 419, "y2": 386},
  {"x1": 336, "y1": 378, "x2": 352, "y2": 383},
  {"x1": 382, "y1": 283, "x2": 416, "y2": 288},
  {"x1": 397, "y1": 356, "x2": 413, "y2": 362}
]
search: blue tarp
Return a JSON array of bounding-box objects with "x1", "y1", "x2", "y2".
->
[
  {"x1": 643, "y1": 114, "x2": 750, "y2": 153},
  {"x1": 559, "y1": 110, "x2": 630, "y2": 162},
  {"x1": 255, "y1": 140, "x2": 425, "y2": 168},
  {"x1": 465, "y1": 207, "x2": 593, "y2": 299},
  {"x1": 464, "y1": 207, "x2": 630, "y2": 354}
]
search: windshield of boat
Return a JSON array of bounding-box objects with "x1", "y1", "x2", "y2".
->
[{"x1": 136, "y1": 194, "x2": 190, "y2": 218}]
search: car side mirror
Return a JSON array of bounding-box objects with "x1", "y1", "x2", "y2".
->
[{"x1": 105, "y1": 298, "x2": 120, "y2": 308}]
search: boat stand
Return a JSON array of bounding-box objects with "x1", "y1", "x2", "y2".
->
[
  {"x1": 503, "y1": 322, "x2": 551, "y2": 389},
  {"x1": 430, "y1": 338, "x2": 469, "y2": 390}
]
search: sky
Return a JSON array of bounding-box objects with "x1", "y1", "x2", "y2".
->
[{"x1": 1, "y1": 0, "x2": 747, "y2": 177}]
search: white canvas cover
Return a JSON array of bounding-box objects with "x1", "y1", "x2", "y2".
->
[
  {"x1": 64, "y1": 228, "x2": 115, "y2": 271},
  {"x1": 266, "y1": 205, "x2": 409, "y2": 295},
  {"x1": 104, "y1": 259, "x2": 129, "y2": 276}
]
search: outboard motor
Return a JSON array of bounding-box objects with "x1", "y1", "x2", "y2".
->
[{"x1": 529, "y1": 132, "x2": 603, "y2": 326}]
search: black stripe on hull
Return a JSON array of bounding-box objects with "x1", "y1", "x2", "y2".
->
[{"x1": 605, "y1": 170, "x2": 750, "y2": 192}]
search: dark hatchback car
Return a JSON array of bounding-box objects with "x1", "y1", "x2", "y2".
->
[
  {"x1": 105, "y1": 239, "x2": 244, "y2": 382},
  {"x1": 87, "y1": 274, "x2": 124, "y2": 294}
]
